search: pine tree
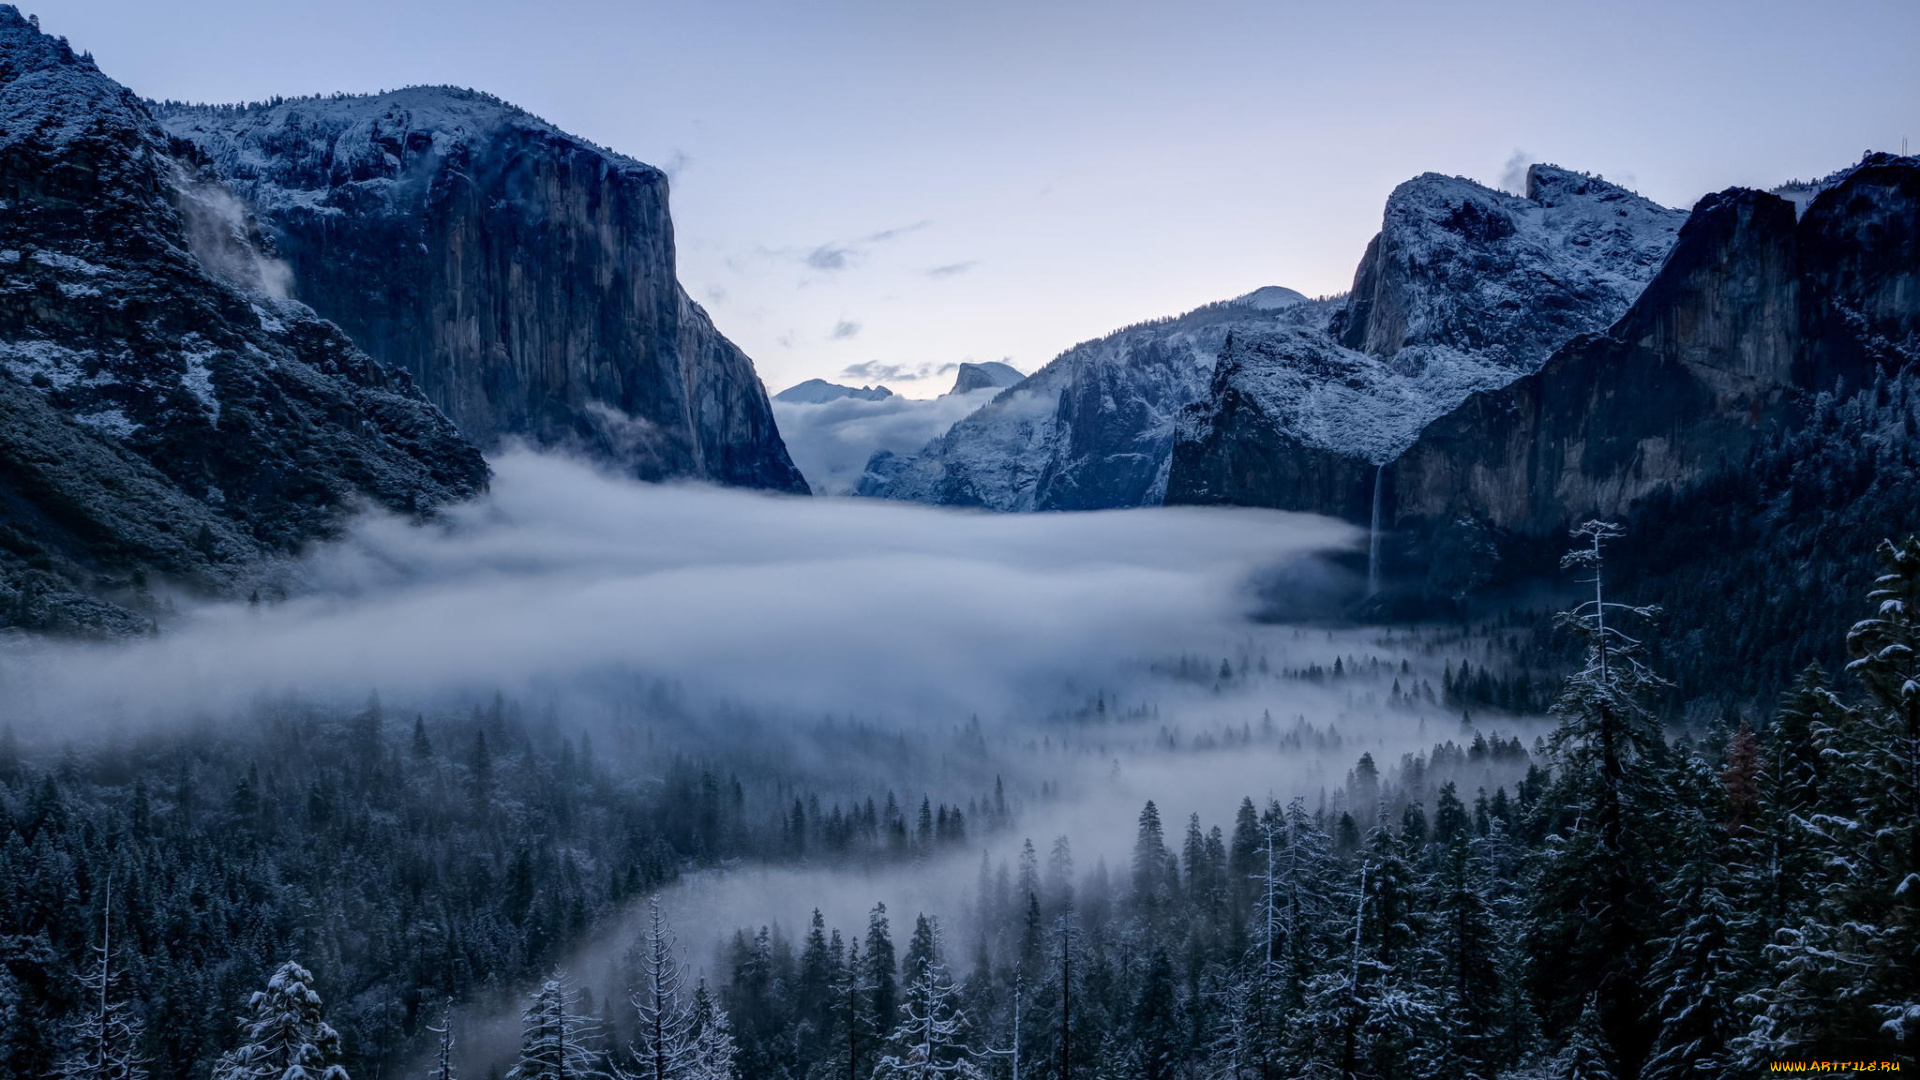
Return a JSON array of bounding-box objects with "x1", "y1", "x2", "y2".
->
[
  {"x1": 686, "y1": 983, "x2": 737, "y2": 1080},
  {"x1": 52, "y1": 874, "x2": 147, "y2": 1080},
  {"x1": 426, "y1": 1000, "x2": 457, "y2": 1080},
  {"x1": 621, "y1": 898, "x2": 696, "y2": 1080},
  {"x1": 1555, "y1": 997, "x2": 1618, "y2": 1080},
  {"x1": 1527, "y1": 521, "x2": 1669, "y2": 1075},
  {"x1": 211, "y1": 961, "x2": 351, "y2": 1080},
  {"x1": 507, "y1": 974, "x2": 606, "y2": 1080},
  {"x1": 1642, "y1": 756, "x2": 1740, "y2": 1079},
  {"x1": 1738, "y1": 538, "x2": 1920, "y2": 1057},
  {"x1": 866, "y1": 905, "x2": 899, "y2": 1056},
  {"x1": 1128, "y1": 947, "x2": 1181, "y2": 1080},
  {"x1": 872, "y1": 920, "x2": 981, "y2": 1080}
]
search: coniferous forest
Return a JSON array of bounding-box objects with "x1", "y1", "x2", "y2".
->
[{"x1": 6, "y1": 524, "x2": 1919, "y2": 1078}]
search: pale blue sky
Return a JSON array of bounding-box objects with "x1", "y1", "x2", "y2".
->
[{"x1": 38, "y1": 0, "x2": 1920, "y2": 395}]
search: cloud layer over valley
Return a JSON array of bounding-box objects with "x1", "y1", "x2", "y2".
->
[{"x1": 0, "y1": 450, "x2": 1357, "y2": 737}]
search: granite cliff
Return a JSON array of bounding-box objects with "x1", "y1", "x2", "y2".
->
[
  {"x1": 155, "y1": 89, "x2": 806, "y2": 492},
  {"x1": 0, "y1": 7, "x2": 486, "y2": 632}
]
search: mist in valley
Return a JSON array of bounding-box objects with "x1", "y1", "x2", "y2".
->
[{"x1": 3, "y1": 450, "x2": 1556, "y2": 1078}]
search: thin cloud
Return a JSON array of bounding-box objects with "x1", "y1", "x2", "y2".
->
[
  {"x1": 806, "y1": 244, "x2": 854, "y2": 271},
  {"x1": 831, "y1": 319, "x2": 862, "y2": 340},
  {"x1": 796, "y1": 221, "x2": 931, "y2": 272},
  {"x1": 1499, "y1": 149, "x2": 1533, "y2": 195},
  {"x1": 841, "y1": 360, "x2": 916, "y2": 382},
  {"x1": 839, "y1": 359, "x2": 959, "y2": 383},
  {"x1": 927, "y1": 261, "x2": 977, "y2": 279}
]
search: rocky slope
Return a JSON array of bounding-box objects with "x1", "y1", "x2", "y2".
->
[
  {"x1": 154, "y1": 89, "x2": 807, "y2": 493},
  {"x1": 858, "y1": 286, "x2": 1310, "y2": 510},
  {"x1": 0, "y1": 6, "x2": 487, "y2": 632},
  {"x1": 1382, "y1": 153, "x2": 1920, "y2": 594}
]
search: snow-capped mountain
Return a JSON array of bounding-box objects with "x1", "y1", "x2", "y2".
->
[
  {"x1": 1165, "y1": 167, "x2": 1687, "y2": 513},
  {"x1": 775, "y1": 379, "x2": 896, "y2": 404},
  {"x1": 154, "y1": 88, "x2": 807, "y2": 493},
  {"x1": 0, "y1": 7, "x2": 486, "y2": 632},
  {"x1": 1381, "y1": 153, "x2": 1920, "y2": 593},
  {"x1": 947, "y1": 361, "x2": 1023, "y2": 396},
  {"x1": 857, "y1": 286, "x2": 1311, "y2": 510},
  {"x1": 867, "y1": 166, "x2": 1684, "y2": 514}
]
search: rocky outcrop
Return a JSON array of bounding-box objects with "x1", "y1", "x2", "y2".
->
[
  {"x1": 155, "y1": 89, "x2": 807, "y2": 493},
  {"x1": 1329, "y1": 166, "x2": 1686, "y2": 369},
  {"x1": 947, "y1": 361, "x2": 1021, "y2": 396},
  {"x1": 1385, "y1": 154, "x2": 1920, "y2": 593},
  {"x1": 0, "y1": 7, "x2": 487, "y2": 632}
]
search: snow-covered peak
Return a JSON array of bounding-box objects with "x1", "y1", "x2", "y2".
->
[
  {"x1": 1772, "y1": 152, "x2": 1920, "y2": 220},
  {"x1": 1232, "y1": 285, "x2": 1310, "y2": 310},
  {"x1": 946, "y1": 361, "x2": 1023, "y2": 396},
  {"x1": 1335, "y1": 163, "x2": 1685, "y2": 371},
  {"x1": 774, "y1": 379, "x2": 895, "y2": 404},
  {"x1": 152, "y1": 87, "x2": 655, "y2": 203},
  {"x1": 0, "y1": 5, "x2": 154, "y2": 156}
]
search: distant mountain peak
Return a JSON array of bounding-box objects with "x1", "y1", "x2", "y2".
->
[
  {"x1": 1232, "y1": 286, "x2": 1309, "y2": 311},
  {"x1": 775, "y1": 379, "x2": 895, "y2": 404},
  {"x1": 947, "y1": 361, "x2": 1023, "y2": 396}
]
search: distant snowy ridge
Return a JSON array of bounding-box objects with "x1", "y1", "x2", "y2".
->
[
  {"x1": 775, "y1": 379, "x2": 895, "y2": 404},
  {"x1": 857, "y1": 291, "x2": 1327, "y2": 510}
]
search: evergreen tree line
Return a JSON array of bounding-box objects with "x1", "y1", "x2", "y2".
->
[
  {"x1": 705, "y1": 527, "x2": 1920, "y2": 1079},
  {"x1": 0, "y1": 699, "x2": 1008, "y2": 1080}
]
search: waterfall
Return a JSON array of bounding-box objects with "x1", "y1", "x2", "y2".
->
[{"x1": 1367, "y1": 463, "x2": 1384, "y2": 596}]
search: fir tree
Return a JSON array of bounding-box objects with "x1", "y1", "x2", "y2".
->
[
  {"x1": 1527, "y1": 521, "x2": 1669, "y2": 1075},
  {"x1": 621, "y1": 899, "x2": 696, "y2": 1080},
  {"x1": 872, "y1": 920, "x2": 981, "y2": 1080},
  {"x1": 507, "y1": 974, "x2": 606, "y2": 1080},
  {"x1": 52, "y1": 874, "x2": 147, "y2": 1080},
  {"x1": 210, "y1": 961, "x2": 350, "y2": 1080}
]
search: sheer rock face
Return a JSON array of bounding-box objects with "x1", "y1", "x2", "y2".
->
[
  {"x1": 1386, "y1": 155, "x2": 1920, "y2": 590},
  {"x1": 0, "y1": 6, "x2": 487, "y2": 633},
  {"x1": 155, "y1": 90, "x2": 807, "y2": 494}
]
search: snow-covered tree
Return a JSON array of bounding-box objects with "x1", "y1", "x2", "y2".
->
[
  {"x1": 508, "y1": 973, "x2": 607, "y2": 1080},
  {"x1": 1554, "y1": 997, "x2": 1617, "y2": 1080},
  {"x1": 872, "y1": 918, "x2": 982, "y2": 1080},
  {"x1": 621, "y1": 898, "x2": 696, "y2": 1080},
  {"x1": 1528, "y1": 521, "x2": 1670, "y2": 1074},
  {"x1": 210, "y1": 960, "x2": 350, "y2": 1080},
  {"x1": 686, "y1": 982, "x2": 737, "y2": 1080},
  {"x1": 52, "y1": 875, "x2": 146, "y2": 1080},
  {"x1": 1737, "y1": 537, "x2": 1920, "y2": 1057},
  {"x1": 1641, "y1": 755, "x2": 1741, "y2": 1079},
  {"x1": 425, "y1": 999, "x2": 456, "y2": 1080}
]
